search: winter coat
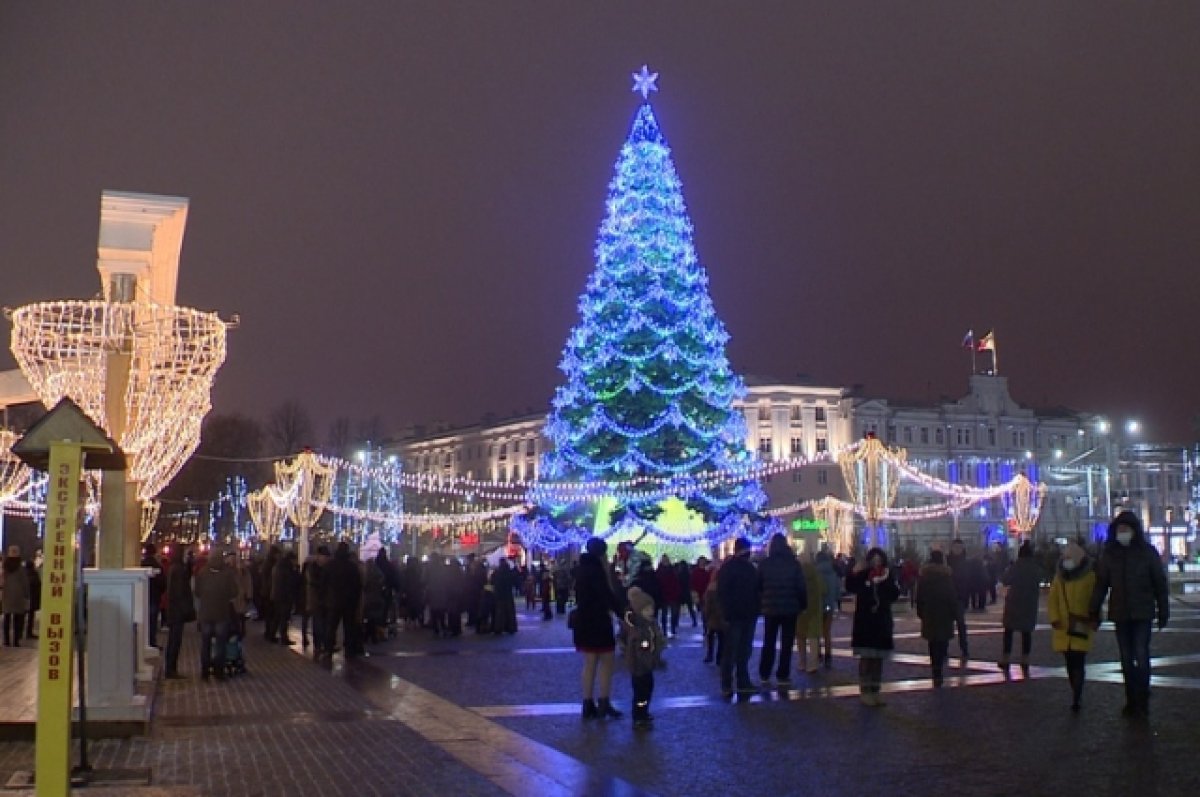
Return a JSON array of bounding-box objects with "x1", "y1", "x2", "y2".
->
[
  {"x1": 1, "y1": 559, "x2": 30, "y2": 614},
  {"x1": 165, "y1": 558, "x2": 195, "y2": 624},
  {"x1": 718, "y1": 553, "x2": 760, "y2": 622},
  {"x1": 194, "y1": 558, "x2": 238, "y2": 625},
  {"x1": 847, "y1": 567, "x2": 900, "y2": 651},
  {"x1": 915, "y1": 563, "x2": 957, "y2": 642},
  {"x1": 270, "y1": 557, "x2": 300, "y2": 609},
  {"x1": 702, "y1": 580, "x2": 727, "y2": 632},
  {"x1": 1000, "y1": 558, "x2": 1043, "y2": 632},
  {"x1": 1090, "y1": 539, "x2": 1169, "y2": 625},
  {"x1": 947, "y1": 552, "x2": 973, "y2": 600},
  {"x1": 572, "y1": 553, "x2": 621, "y2": 651},
  {"x1": 815, "y1": 556, "x2": 840, "y2": 613},
  {"x1": 303, "y1": 559, "x2": 326, "y2": 614},
  {"x1": 656, "y1": 563, "x2": 681, "y2": 605},
  {"x1": 795, "y1": 562, "x2": 824, "y2": 638},
  {"x1": 231, "y1": 564, "x2": 252, "y2": 616},
  {"x1": 757, "y1": 549, "x2": 807, "y2": 618},
  {"x1": 1048, "y1": 559, "x2": 1097, "y2": 653},
  {"x1": 324, "y1": 550, "x2": 363, "y2": 612},
  {"x1": 491, "y1": 563, "x2": 518, "y2": 633},
  {"x1": 690, "y1": 565, "x2": 712, "y2": 602}
]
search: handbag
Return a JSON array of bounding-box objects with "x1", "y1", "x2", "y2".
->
[{"x1": 1056, "y1": 579, "x2": 1088, "y2": 640}]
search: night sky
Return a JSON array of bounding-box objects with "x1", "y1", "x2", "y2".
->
[{"x1": 2, "y1": 4, "x2": 1198, "y2": 443}]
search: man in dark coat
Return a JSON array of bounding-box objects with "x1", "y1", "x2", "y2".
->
[
  {"x1": 163, "y1": 546, "x2": 194, "y2": 678},
  {"x1": 718, "y1": 537, "x2": 760, "y2": 697},
  {"x1": 999, "y1": 542, "x2": 1043, "y2": 675},
  {"x1": 915, "y1": 550, "x2": 958, "y2": 686},
  {"x1": 1090, "y1": 510, "x2": 1169, "y2": 717},
  {"x1": 322, "y1": 542, "x2": 363, "y2": 660},
  {"x1": 946, "y1": 539, "x2": 972, "y2": 660},
  {"x1": 140, "y1": 544, "x2": 165, "y2": 648},
  {"x1": 756, "y1": 533, "x2": 807, "y2": 687},
  {"x1": 270, "y1": 550, "x2": 300, "y2": 645}
]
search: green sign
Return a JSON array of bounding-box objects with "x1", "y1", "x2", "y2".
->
[{"x1": 790, "y1": 518, "x2": 828, "y2": 533}]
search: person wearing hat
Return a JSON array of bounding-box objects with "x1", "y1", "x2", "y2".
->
[
  {"x1": 717, "y1": 536, "x2": 760, "y2": 698},
  {"x1": 2, "y1": 546, "x2": 30, "y2": 647},
  {"x1": 1048, "y1": 539, "x2": 1097, "y2": 711},
  {"x1": 573, "y1": 536, "x2": 625, "y2": 719}
]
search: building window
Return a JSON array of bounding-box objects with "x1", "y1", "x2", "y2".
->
[
  {"x1": 526, "y1": 439, "x2": 536, "y2": 457},
  {"x1": 758, "y1": 404, "x2": 770, "y2": 421},
  {"x1": 988, "y1": 427, "x2": 996, "y2": 446},
  {"x1": 886, "y1": 424, "x2": 896, "y2": 441},
  {"x1": 498, "y1": 465, "x2": 507, "y2": 482},
  {"x1": 499, "y1": 443, "x2": 508, "y2": 460},
  {"x1": 790, "y1": 437, "x2": 804, "y2": 455},
  {"x1": 792, "y1": 470, "x2": 802, "y2": 483},
  {"x1": 957, "y1": 428, "x2": 972, "y2": 446},
  {"x1": 936, "y1": 427, "x2": 944, "y2": 445},
  {"x1": 790, "y1": 405, "x2": 802, "y2": 421},
  {"x1": 903, "y1": 427, "x2": 913, "y2": 444},
  {"x1": 817, "y1": 469, "x2": 828, "y2": 486},
  {"x1": 815, "y1": 406, "x2": 826, "y2": 422},
  {"x1": 815, "y1": 436, "x2": 828, "y2": 453},
  {"x1": 759, "y1": 437, "x2": 772, "y2": 458},
  {"x1": 920, "y1": 427, "x2": 929, "y2": 445}
]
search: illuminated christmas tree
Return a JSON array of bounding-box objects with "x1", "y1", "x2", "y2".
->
[{"x1": 526, "y1": 67, "x2": 770, "y2": 556}]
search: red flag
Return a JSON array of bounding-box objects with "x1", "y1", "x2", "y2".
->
[{"x1": 977, "y1": 330, "x2": 995, "y2": 352}]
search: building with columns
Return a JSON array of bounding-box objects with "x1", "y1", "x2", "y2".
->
[{"x1": 386, "y1": 373, "x2": 1189, "y2": 555}]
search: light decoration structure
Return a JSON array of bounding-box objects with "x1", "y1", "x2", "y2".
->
[
  {"x1": 811, "y1": 496, "x2": 855, "y2": 554},
  {"x1": 331, "y1": 446, "x2": 403, "y2": 546},
  {"x1": 273, "y1": 448, "x2": 335, "y2": 558},
  {"x1": 523, "y1": 68, "x2": 773, "y2": 555},
  {"x1": 247, "y1": 487, "x2": 288, "y2": 543},
  {"x1": 1003, "y1": 473, "x2": 1046, "y2": 538},
  {"x1": 838, "y1": 434, "x2": 903, "y2": 547},
  {"x1": 8, "y1": 299, "x2": 227, "y2": 500},
  {"x1": 0, "y1": 429, "x2": 40, "y2": 505},
  {"x1": 139, "y1": 499, "x2": 161, "y2": 542}
]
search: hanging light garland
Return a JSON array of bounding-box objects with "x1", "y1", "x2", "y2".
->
[
  {"x1": 139, "y1": 499, "x2": 161, "y2": 542},
  {"x1": 247, "y1": 487, "x2": 288, "y2": 542}
]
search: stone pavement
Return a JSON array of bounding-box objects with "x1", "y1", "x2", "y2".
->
[{"x1": 1, "y1": 596, "x2": 1199, "y2": 796}]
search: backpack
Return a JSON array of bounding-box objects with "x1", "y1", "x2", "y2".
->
[{"x1": 626, "y1": 612, "x2": 664, "y2": 676}]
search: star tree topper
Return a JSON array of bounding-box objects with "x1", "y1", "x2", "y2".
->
[{"x1": 632, "y1": 64, "x2": 659, "y2": 100}]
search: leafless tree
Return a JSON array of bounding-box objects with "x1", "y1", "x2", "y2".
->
[
  {"x1": 325, "y1": 416, "x2": 352, "y2": 458},
  {"x1": 267, "y1": 400, "x2": 314, "y2": 456}
]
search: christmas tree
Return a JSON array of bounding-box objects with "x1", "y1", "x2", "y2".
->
[{"x1": 525, "y1": 67, "x2": 770, "y2": 557}]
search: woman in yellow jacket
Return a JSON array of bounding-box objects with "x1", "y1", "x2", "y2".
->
[{"x1": 1047, "y1": 540, "x2": 1097, "y2": 711}]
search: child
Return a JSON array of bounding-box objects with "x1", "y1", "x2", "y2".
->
[
  {"x1": 624, "y1": 586, "x2": 665, "y2": 729},
  {"x1": 701, "y1": 570, "x2": 726, "y2": 665}
]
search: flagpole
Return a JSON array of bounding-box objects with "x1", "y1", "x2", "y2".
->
[
  {"x1": 971, "y1": 344, "x2": 977, "y2": 375},
  {"x1": 993, "y1": 337, "x2": 999, "y2": 375}
]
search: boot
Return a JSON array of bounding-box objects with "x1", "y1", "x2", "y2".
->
[
  {"x1": 597, "y1": 698, "x2": 623, "y2": 719},
  {"x1": 1019, "y1": 656, "x2": 1030, "y2": 678},
  {"x1": 998, "y1": 654, "x2": 1010, "y2": 674},
  {"x1": 581, "y1": 699, "x2": 598, "y2": 720},
  {"x1": 932, "y1": 667, "x2": 943, "y2": 688},
  {"x1": 1068, "y1": 667, "x2": 1082, "y2": 711}
]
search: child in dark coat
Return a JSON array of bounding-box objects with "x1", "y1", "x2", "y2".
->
[{"x1": 624, "y1": 586, "x2": 665, "y2": 729}]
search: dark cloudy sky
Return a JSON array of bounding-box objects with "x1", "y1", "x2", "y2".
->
[{"x1": 2, "y1": 3, "x2": 1198, "y2": 442}]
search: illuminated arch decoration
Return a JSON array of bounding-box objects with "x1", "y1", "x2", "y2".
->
[
  {"x1": 9, "y1": 300, "x2": 227, "y2": 500},
  {"x1": 1003, "y1": 473, "x2": 1047, "y2": 537}
]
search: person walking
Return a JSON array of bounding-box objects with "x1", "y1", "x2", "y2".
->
[
  {"x1": 947, "y1": 539, "x2": 972, "y2": 662},
  {"x1": 271, "y1": 550, "x2": 300, "y2": 645},
  {"x1": 323, "y1": 542, "x2": 363, "y2": 660},
  {"x1": 795, "y1": 551, "x2": 824, "y2": 674},
  {"x1": 757, "y1": 533, "x2": 806, "y2": 688},
  {"x1": 194, "y1": 548, "x2": 238, "y2": 680},
  {"x1": 847, "y1": 547, "x2": 900, "y2": 706},
  {"x1": 491, "y1": 559, "x2": 519, "y2": 634},
  {"x1": 655, "y1": 555, "x2": 681, "y2": 637},
  {"x1": 718, "y1": 537, "x2": 760, "y2": 698},
  {"x1": 915, "y1": 549, "x2": 958, "y2": 687},
  {"x1": 140, "y1": 544, "x2": 165, "y2": 648},
  {"x1": 573, "y1": 537, "x2": 624, "y2": 720},
  {"x1": 815, "y1": 548, "x2": 840, "y2": 669},
  {"x1": 676, "y1": 558, "x2": 697, "y2": 628},
  {"x1": 1048, "y1": 540, "x2": 1097, "y2": 711},
  {"x1": 163, "y1": 546, "x2": 194, "y2": 678},
  {"x1": 1, "y1": 547, "x2": 30, "y2": 647},
  {"x1": 998, "y1": 541, "x2": 1042, "y2": 677},
  {"x1": 1090, "y1": 511, "x2": 1169, "y2": 718}
]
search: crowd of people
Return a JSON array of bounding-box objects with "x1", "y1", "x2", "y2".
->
[{"x1": 3, "y1": 509, "x2": 1170, "y2": 728}]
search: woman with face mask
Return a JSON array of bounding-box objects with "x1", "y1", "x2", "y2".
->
[
  {"x1": 1089, "y1": 511, "x2": 1170, "y2": 718},
  {"x1": 1048, "y1": 540, "x2": 1096, "y2": 710}
]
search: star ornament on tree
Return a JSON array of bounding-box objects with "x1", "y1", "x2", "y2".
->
[{"x1": 632, "y1": 64, "x2": 659, "y2": 100}]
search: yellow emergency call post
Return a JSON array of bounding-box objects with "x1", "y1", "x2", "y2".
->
[{"x1": 12, "y1": 399, "x2": 123, "y2": 797}]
